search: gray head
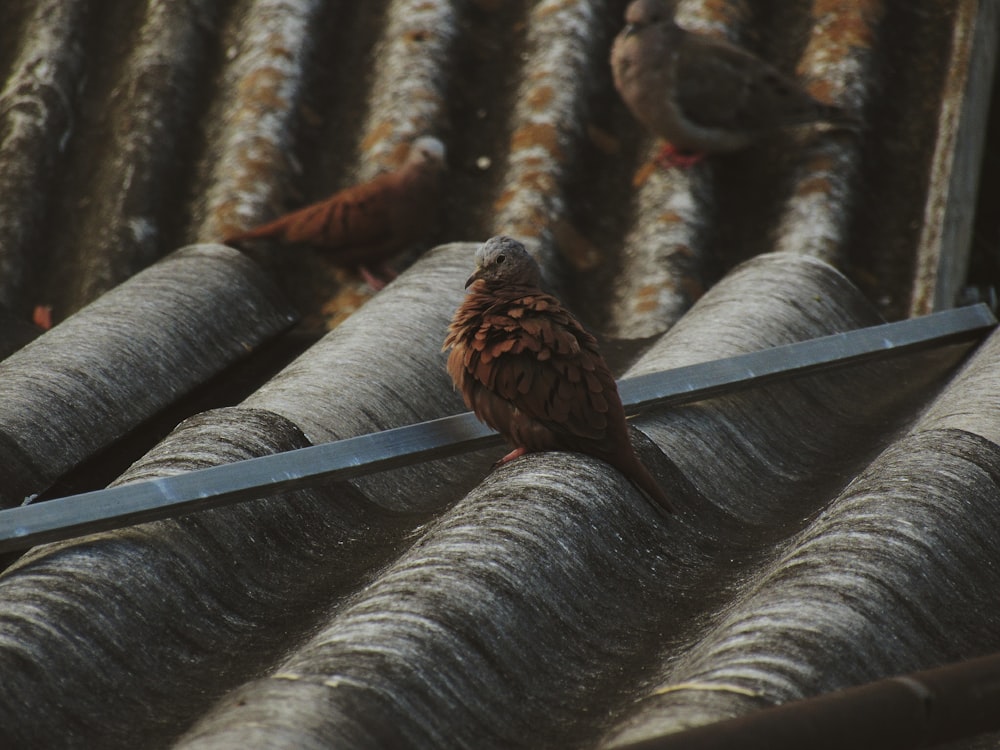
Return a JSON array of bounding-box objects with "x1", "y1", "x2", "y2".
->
[
  {"x1": 406, "y1": 136, "x2": 447, "y2": 170},
  {"x1": 465, "y1": 236, "x2": 543, "y2": 290},
  {"x1": 622, "y1": 0, "x2": 677, "y2": 33}
]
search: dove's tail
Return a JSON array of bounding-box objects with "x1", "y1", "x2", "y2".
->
[
  {"x1": 222, "y1": 199, "x2": 331, "y2": 247},
  {"x1": 618, "y1": 454, "x2": 674, "y2": 514},
  {"x1": 222, "y1": 217, "x2": 289, "y2": 246}
]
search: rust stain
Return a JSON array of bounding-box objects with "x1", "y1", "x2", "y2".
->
[
  {"x1": 813, "y1": 0, "x2": 880, "y2": 49},
  {"x1": 213, "y1": 192, "x2": 280, "y2": 241},
  {"x1": 535, "y1": 0, "x2": 577, "y2": 20},
  {"x1": 235, "y1": 136, "x2": 286, "y2": 175},
  {"x1": 494, "y1": 188, "x2": 515, "y2": 212},
  {"x1": 410, "y1": 88, "x2": 442, "y2": 112},
  {"x1": 678, "y1": 0, "x2": 751, "y2": 41},
  {"x1": 797, "y1": 174, "x2": 834, "y2": 196},
  {"x1": 656, "y1": 210, "x2": 684, "y2": 225},
  {"x1": 801, "y1": 0, "x2": 883, "y2": 104},
  {"x1": 526, "y1": 68, "x2": 556, "y2": 87},
  {"x1": 268, "y1": 44, "x2": 294, "y2": 62},
  {"x1": 526, "y1": 85, "x2": 555, "y2": 109},
  {"x1": 510, "y1": 122, "x2": 564, "y2": 161},
  {"x1": 634, "y1": 283, "x2": 660, "y2": 313},
  {"x1": 519, "y1": 153, "x2": 548, "y2": 170},
  {"x1": 213, "y1": 210, "x2": 244, "y2": 241},
  {"x1": 515, "y1": 168, "x2": 556, "y2": 195},
  {"x1": 502, "y1": 206, "x2": 547, "y2": 238},
  {"x1": 388, "y1": 140, "x2": 411, "y2": 167},
  {"x1": 360, "y1": 121, "x2": 396, "y2": 153},
  {"x1": 237, "y1": 67, "x2": 289, "y2": 111},
  {"x1": 631, "y1": 159, "x2": 658, "y2": 188},
  {"x1": 404, "y1": 29, "x2": 432, "y2": 44},
  {"x1": 808, "y1": 78, "x2": 840, "y2": 105},
  {"x1": 807, "y1": 151, "x2": 838, "y2": 173},
  {"x1": 698, "y1": 0, "x2": 750, "y2": 26}
]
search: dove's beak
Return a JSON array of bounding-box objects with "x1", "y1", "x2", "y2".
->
[
  {"x1": 465, "y1": 268, "x2": 481, "y2": 289},
  {"x1": 623, "y1": 23, "x2": 637, "y2": 38}
]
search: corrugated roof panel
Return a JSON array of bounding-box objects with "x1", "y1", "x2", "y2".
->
[{"x1": 0, "y1": 0, "x2": 998, "y2": 746}]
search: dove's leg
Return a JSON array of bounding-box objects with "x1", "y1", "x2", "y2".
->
[
  {"x1": 377, "y1": 263, "x2": 399, "y2": 282},
  {"x1": 358, "y1": 262, "x2": 399, "y2": 291},
  {"x1": 358, "y1": 266, "x2": 387, "y2": 291},
  {"x1": 491, "y1": 446, "x2": 528, "y2": 469},
  {"x1": 32, "y1": 305, "x2": 53, "y2": 330},
  {"x1": 656, "y1": 143, "x2": 705, "y2": 169}
]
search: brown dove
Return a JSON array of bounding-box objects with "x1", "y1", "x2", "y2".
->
[
  {"x1": 611, "y1": 0, "x2": 858, "y2": 168},
  {"x1": 444, "y1": 236, "x2": 673, "y2": 512},
  {"x1": 224, "y1": 136, "x2": 446, "y2": 289}
]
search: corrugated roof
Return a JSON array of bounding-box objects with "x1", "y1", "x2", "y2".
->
[{"x1": 1, "y1": 0, "x2": 999, "y2": 747}]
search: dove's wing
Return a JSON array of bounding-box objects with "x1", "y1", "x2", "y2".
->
[
  {"x1": 452, "y1": 293, "x2": 621, "y2": 448},
  {"x1": 241, "y1": 172, "x2": 400, "y2": 250},
  {"x1": 445, "y1": 274, "x2": 674, "y2": 513},
  {"x1": 674, "y1": 33, "x2": 825, "y2": 132}
]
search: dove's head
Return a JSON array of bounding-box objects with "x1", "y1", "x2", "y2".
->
[
  {"x1": 465, "y1": 236, "x2": 543, "y2": 290},
  {"x1": 407, "y1": 136, "x2": 447, "y2": 171},
  {"x1": 622, "y1": 0, "x2": 676, "y2": 35}
]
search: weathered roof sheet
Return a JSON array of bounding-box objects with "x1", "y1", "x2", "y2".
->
[
  {"x1": 0, "y1": 245, "x2": 297, "y2": 510},
  {"x1": 0, "y1": 0, "x2": 999, "y2": 747}
]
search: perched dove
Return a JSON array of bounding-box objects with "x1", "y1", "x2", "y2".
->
[
  {"x1": 444, "y1": 236, "x2": 673, "y2": 512},
  {"x1": 224, "y1": 136, "x2": 446, "y2": 289},
  {"x1": 610, "y1": 0, "x2": 858, "y2": 167}
]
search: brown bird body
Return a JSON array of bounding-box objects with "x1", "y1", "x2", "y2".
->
[
  {"x1": 444, "y1": 236, "x2": 672, "y2": 512},
  {"x1": 224, "y1": 136, "x2": 446, "y2": 288},
  {"x1": 611, "y1": 0, "x2": 857, "y2": 167}
]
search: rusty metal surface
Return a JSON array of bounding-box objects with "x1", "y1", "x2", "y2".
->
[
  {"x1": 0, "y1": 0, "x2": 988, "y2": 329},
  {"x1": 771, "y1": 0, "x2": 881, "y2": 264}
]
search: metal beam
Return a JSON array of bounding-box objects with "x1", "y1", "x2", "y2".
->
[{"x1": 0, "y1": 304, "x2": 994, "y2": 553}]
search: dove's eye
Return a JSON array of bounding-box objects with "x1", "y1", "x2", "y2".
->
[{"x1": 495, "y1": 254, "x2": 506, "y2": 265}]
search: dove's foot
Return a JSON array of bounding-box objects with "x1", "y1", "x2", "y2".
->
[
  {"x1": 32, "y1": 305, "x2": 53, "y2": 330},
  {"x1": 656, "y1": 143, "x2": 705, "y2": 169},
  {"x1": 358, "y1": 263, "x2": 398, "y2": 291},
  {"x1": 492, "y1": 446, "x2": 528, "y2": 470}
]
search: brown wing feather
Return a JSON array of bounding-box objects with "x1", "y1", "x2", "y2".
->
[
  {"x1": 445, "y1": 285, "x2": 673, "y2": 512},
  {"x1": 675, "y1": 33, "x2": 833, "y2": 132},
  {"x1": 225, "y1": 172, "x2": 398, "y2": 253},
  {"x1": 448, "y1": 292, "x2": 622, "y2": 449}
]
